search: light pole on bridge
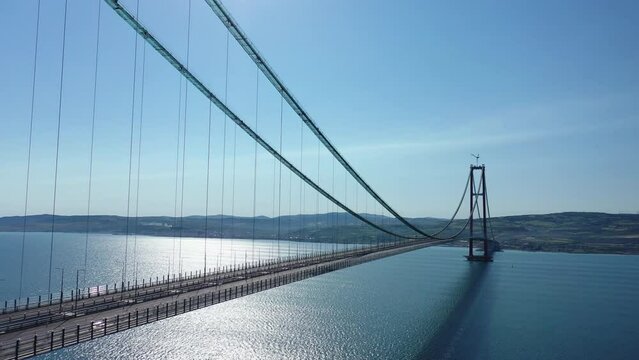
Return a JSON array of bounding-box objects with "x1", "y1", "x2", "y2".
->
[
  {"x1": 167, "y1": 256, "x2": 171, "y2": 292},
  {"x1": 75, "y1": 269, "x2": 85, "y2": 311},
  {"x1": 55, "y1": 267, "x2": 64, "y2": 313}
]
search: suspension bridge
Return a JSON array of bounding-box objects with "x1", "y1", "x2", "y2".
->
[{"x1": 0, "y1": 0, "x2": 496, "y2": 358}]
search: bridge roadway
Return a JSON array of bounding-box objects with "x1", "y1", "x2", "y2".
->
[{"x1": 0, "y1": 239, "x2": 447, "y2": 359}]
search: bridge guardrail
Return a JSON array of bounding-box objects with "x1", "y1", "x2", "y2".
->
[{"x1": 0, "y1": 244, "x2": 400, "y2": 335}]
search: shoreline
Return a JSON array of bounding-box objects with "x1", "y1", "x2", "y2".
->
[{"x1": 1, "y1": 230, "x2": 637, "y2": 256}]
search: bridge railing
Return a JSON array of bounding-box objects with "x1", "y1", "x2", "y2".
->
[
  {"x1": 0, "y1": 241, "x2": 413, "y2": 334},
  {"x1": 1, "y1": 243, "x2": 410, "y2": 360},
  {"x1": 0, "y1": 247, "x2": 355, "y2": 315}
]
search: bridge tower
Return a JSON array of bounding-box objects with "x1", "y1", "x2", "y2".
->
[{"x1": 466, "y1": 164, "x2": 493, "y2": 262}]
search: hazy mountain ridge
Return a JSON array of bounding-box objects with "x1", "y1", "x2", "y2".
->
[{"x1": 0, "y1": 212, "x2": 637, "y2": 254}]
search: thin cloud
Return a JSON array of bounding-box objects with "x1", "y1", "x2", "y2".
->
[{"x1": 339, "y1": 92, "x2": 635, "y2": 157}]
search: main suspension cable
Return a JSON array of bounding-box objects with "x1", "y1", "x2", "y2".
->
[
  {"x1": 104, "y1": 1, "x2": 462, "y2": 241},
  {"x1": 203, "y1": 0, "x2": 471, "y2": 240},
  {"x1": 429, "y1": 173, "x2": 471, "y2": 237}
]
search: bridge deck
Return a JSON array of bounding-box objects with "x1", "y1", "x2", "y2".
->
[{"x1": 0, "y1": 239, "x2": 446, "y2": 359}]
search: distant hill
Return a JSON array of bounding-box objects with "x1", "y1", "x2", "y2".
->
[
  {"x1": 0, "y1": 212, "x2": 637, "y2": 255},
  {"x1": 478, "y1": 212, "x2": 639, "y2": 254}
]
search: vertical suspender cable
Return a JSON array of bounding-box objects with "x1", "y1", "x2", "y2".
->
[
  {"x1": 316, "y1": 138, "x2": 320, "y2": 255},
  {"x1": 19, "y1": 0, "x2": 42, "y2": 299},
  {"x1": 83, "y1": 0, "x2": 102, "y2": 288},
  {"x1": 218, "y1": 76, "x2": 232, "y2": 261},
  {"x1": 355, "y1": 180, "x2": 358, "y2": 219},
  {"x1": 485, "y1": 176, "x2": 496, "y2": 242},
  {"x1": 229, "y1": 114, "x2": 237, "y2": 263},
  {"x1": 47, "y1": 0, "x2": 69, "y2": 295},
  {"x1": 133, "y1": 37, "x2": 146, "y2": 281},
  {"x1": 178, "y1": 0, "x2": 193, "y2": 275},
  {"x1": 382, "y1": 201, "x2": 387, "y2": 244},
  {"x1": 172, "y1": 76, "x2": 183, "y2": 275},
  {"x1": 124, "y1": 0, "x2": 141, "y2": 285},
  {"x1": 344, "y1": 168, "x2": 348, "y2": 249},
  {"x1": 298, "y1": 121, "x2": 303, "y2": 256},
  {"x1": 287, "y1": 160, "x2": 292, "y2": 258},
  {"x1": 277, "y1": 96, "x2": 283, "y2": 259},
  {"x1": 336, "y1": 166, "x2": 342, "y2": 251},
  {"x1": 230, "y1": 125, "x2": 237, "y2": 265},
  {"x1": 365, "y1": 186, "x2": 368, "y2": 217},
  {"x1": 219, "y1": 30, "x2": 230, "y2": 268},
  {"x1": 381, "y1": 205, "x2": 385, "y2": 245},
  {"x1": 204, "y1": 29, "x2": 219, "y2": 276},
  {"x1": 271, "y1": 137, "x2": 276, "y2": 258},
  {"x1": 251, "y1": 68, "x2": 259, "y2": 262},
  {"x1": 204, "y1": 98, "x2": 212, "y2": 276},
  {"x1": 325, "y1": 164, "x2": 330, "y2": 253},
  {"x1": 230, "y1": 115, "x2": 237, "y2": 263},
  {"x1": 356, "y1": 183, "x2": 362, "y2": 248},
  {"x1": 373, "y1": 200, "x2": 378, "y2": 247},
  {"x1": 332, "y1": 157, "x2": 336, "y2": 254},
  {"x1": 378, "y1": 199, "x2": 382, "y2": 246}
]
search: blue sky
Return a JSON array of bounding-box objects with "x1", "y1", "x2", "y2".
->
[{"x1": 0, "y1": 0, "x2": 638, "y2": 218}]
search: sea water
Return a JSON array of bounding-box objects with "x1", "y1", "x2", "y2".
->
[{"x1": 0, "y1": 232, "x2": 637, "y2": 359}]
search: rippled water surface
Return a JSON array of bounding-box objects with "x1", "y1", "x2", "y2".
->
[{"x1": 1, "y1": 232, "x2": 638, "y2": 359}]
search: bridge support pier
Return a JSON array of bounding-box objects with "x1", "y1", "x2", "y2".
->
[{"x1": 466, "y1": 164, "x2": 493, "y2": 262}]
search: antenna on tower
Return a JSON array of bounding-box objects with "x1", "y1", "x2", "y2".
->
[{"x1": 471, "y1": 153, "x2": 480, "y2": 166}]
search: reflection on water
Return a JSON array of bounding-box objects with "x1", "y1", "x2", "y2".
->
[
  {"x1": 418, "y1": 260, "x2": 488, "y2": 359},
  {"x1": 0, "y1": 232, "x2": 357, "y2": 299}
]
